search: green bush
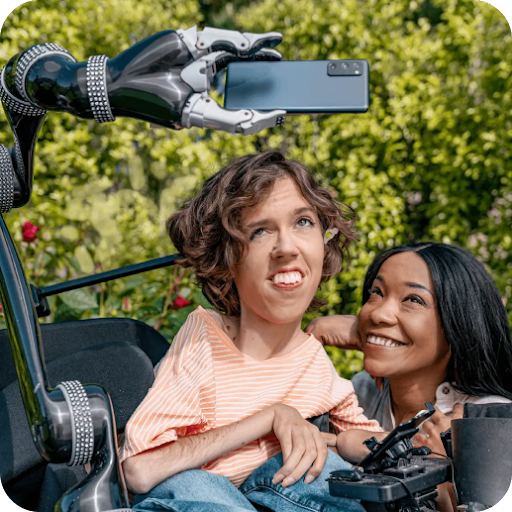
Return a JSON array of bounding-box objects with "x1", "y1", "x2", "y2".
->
[{"x1": 1, "y1": 0, "x2": 510, "y2": 379}]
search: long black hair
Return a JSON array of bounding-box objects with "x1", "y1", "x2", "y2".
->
[{"x1": 362, "y1": 243, "x2": 512, "y2": 400}]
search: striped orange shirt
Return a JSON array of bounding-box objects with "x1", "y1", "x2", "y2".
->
[{"x1": 119, "y1": 307, "x2": 381, "y2": 487}]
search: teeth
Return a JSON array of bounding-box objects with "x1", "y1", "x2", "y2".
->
[
  {"x1": 272, "y1": 271, "x2": 303, "y2": 285},
  {"x1": 367, "y1": 335, "x2": 404, "y2": 348}
]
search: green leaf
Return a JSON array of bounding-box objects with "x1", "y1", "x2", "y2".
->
[
  {"x1": 194, "y1": 291, "x2": 214, "y2": 310},
  {"x1": 60, "y1": 289, "x2": 99, "y2": 310},
  {"x1": 123, "y1": 276, "x2": 147, "y2": 292},
  {"x1": 74, "y1": 246, "x2": 95, "y2": 274},
  {"x1": 54, "y1": 302, "x2": 85, "y2": 323},
  {"x1": 66, "y1": 255, "x2": 81, "y2": 274}
]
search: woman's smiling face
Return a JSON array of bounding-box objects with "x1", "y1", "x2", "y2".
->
[
  {"x1": 359, "y1": 251, "x2": 450, "y2": 380},
  {"x1": 233, "y1": 176, "x2": 325, "y2": 324}
]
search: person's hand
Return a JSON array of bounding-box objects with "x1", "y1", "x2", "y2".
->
[
  {"x1": 270, "y1": 404, "x2": 330, "y2": 487},
  {"x1": 413, "y1": 404, "x2": 464, "y2": 455},
  {"x1": 306, "y1": 315, "x2": 361, "y2": 350},
  {"x1": 321, "y1": 432, "x2": 337, "y2": 447}
]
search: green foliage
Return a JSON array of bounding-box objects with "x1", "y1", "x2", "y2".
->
[
  {"x1": 0, "y1": 0, "x2": 257, "y2": 338},
  {"x1": 1, "y1": 0, "x2": 511, "y2": 379},
  {"x1": 233, "y1": 0, "x2": 512, "y2": 376}
]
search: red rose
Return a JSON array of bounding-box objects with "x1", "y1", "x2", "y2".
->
[
  {"x1": 22, "y1": 222, "x2": 40, "y2": 243},
  {"x1": 171, "y1": 295, "x2": 192, "y2": 310}
]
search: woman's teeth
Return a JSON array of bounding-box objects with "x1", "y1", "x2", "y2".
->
[
  {"x1": 272, "y1": 271, "x2": 303, "y2": 285},
  {"x1": 366, "y1": 335, "x2": 405, "y2": 348}
]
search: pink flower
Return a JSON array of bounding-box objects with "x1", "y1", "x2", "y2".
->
[
  {"x1": 22, "y1": 222, "x2": 40, "y2": 243},
  {"x1": 171, "y1": 295, "x2": 192, "y2": 310},
  {"x1": 122, "y1": 297, "x2": 132, "y2": 312}
]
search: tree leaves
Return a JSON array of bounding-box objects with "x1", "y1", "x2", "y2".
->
[{"x1": 2, "y1": 0, "x2": 511, "y2": 378}]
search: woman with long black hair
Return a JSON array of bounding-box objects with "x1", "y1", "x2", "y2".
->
[
  {"x1": 309, "y1": 242, "x2": 512, "y2": 510},
  {"x1": 308, "y1": 242, "x2": 512, "y2": 446}
]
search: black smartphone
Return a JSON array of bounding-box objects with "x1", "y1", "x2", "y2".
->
[{"x1": 223, "y1": 60, "x2": 369, "y2": 115}]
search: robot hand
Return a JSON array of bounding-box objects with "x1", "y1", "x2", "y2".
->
[{"x1": 177, "y1": 26, "x2": 286, "y2": 135}]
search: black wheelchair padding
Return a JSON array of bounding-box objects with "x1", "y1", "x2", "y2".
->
[
  {"x1": 0, "y1": 317, "x2": 170, "y2": 391},
  {"x1": 0, "y1": 318, "x2": 170, "y2": 510}
]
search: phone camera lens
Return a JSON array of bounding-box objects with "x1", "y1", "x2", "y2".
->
[
  {"x1": 328, "y1": 62, "x2": 336, "y2": 70},
  {"x1": 341, "y1": 62, "x2": 349, "y2": 69},
  {"x1": 353, "y1": 62, "x2": 361, "y2": 69}
]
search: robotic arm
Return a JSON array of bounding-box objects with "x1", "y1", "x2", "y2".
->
[
  {"x1": 0, "y1": 25, "x2": 286, "y2": 210},
  {"x1": 0, "y1": 26, "x2": 285, "y2": 512}
]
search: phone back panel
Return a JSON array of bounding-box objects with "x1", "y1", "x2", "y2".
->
[{"x1": 224, "y1": 60, "x2": 369, "y2": 114}]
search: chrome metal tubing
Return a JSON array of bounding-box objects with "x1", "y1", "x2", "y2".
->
[
  {"x1": 0, "y1": 214, "x2": 130, "y2": 511},
  {"x1": 0, "y1": 213, "x2": 70, "y2": 461},
  {"x1": 55, "y1": 385, "x2": 131, "y2": 512}
]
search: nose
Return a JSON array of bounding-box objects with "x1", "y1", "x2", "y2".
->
[
  {"x1": 272, "y1": 229, "x2": 299, "y2": 260},
  {"x1": 369, "y1": 298, "x2": 398, "y2": 326}
]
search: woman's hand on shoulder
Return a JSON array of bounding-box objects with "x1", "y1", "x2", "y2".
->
[{"x1": 305, "y1": 315, "x2": 361, "y2": 350}]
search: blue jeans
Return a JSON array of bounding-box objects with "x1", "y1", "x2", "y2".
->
[{"x1": 132, "y1": 451, "x2": 365, "y2": 512}]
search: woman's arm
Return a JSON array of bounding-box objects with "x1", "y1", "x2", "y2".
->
[
  {"x1": 123, "y1": 406, "x2": 274, "y2": 494},
  {"x1": 123, "y1": 403, "x2": 330, "y2": 494},
  {"x1": 335, "y1": 429, "x2": 388, "y2": 464},
  {"x1": 306, "y1": 315, "x2": 361, "y2": 350}
]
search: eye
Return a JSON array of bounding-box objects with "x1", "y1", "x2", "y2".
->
[
  {"x1": 250, "y1": 227, "x2": 266, "y2": 240},
  {"x1": 404, "y1": 295, "x2": 426, "y2": 306},
  {"x1": 368, "y1": 287, "x2": 383, "y2": 297},
  {"x1": 297, "y1": 216, "x2": 315, "y2": 227}
]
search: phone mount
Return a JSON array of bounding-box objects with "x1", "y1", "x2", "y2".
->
[{"x1": 328, "y1": 403, "x2": 452, "y2": 512}]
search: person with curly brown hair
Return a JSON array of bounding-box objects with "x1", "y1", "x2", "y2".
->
[{"x1": 120, "y1": 151, "x2": 386, "y2": 512}]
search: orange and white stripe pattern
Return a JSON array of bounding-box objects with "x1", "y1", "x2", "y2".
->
[{"x1": 119, "y1": 307, "x2": 381, "y2": 487}]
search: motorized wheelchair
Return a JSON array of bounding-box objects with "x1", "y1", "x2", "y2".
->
[{"x1": 0, "y1": 24, "x2": 511, "y2": 512}]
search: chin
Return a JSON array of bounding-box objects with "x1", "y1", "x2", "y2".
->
[
  {"x1": 363, "y1": 358, "x2": 392, "y2": 379},
  {"x1": 259, "y1": 302, "x2": 307, "y2": 324}
]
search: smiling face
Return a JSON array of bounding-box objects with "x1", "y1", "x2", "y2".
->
[
  {"x1": 359, "y1": 251, "x2": 450, "y2": 381},
  {"x1": 233, "y1": 176, "x2": 325, "y2": 325}
]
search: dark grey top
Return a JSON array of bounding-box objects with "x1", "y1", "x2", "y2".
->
[
  {"x1": 352, "y1": 370, "x2": 394, "y2": 432},
  {"x1": 352, "y1": 370, "x2": 512, "y2": 433}
]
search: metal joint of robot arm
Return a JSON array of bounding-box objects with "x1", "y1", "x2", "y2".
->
[
  {"x1": 177, "y1": 25, "x2": 287, "y2": 135},
  {"x1": 0, "y1": 43, "x2": 77, "y2": 115}
]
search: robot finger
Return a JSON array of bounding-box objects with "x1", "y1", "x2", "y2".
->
[
  {"x1": 180, "y1": 51, "x2": 238, "y2": 93},
  {"x1": 251, "y1": 48, "x2": 282, "y2": 62},
  {"x1": 181, "y1": 92, "x2": 286, "y2": 136},
  {"x1": 177, "y1": 25, "x2": 282, "y2": 59},
  {"x1": 197, "y1": 27, "x2": 283, "y2": 57}
]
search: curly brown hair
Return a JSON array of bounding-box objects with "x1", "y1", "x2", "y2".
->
[{"x1": 167, "y1": 151, "x2": 356, "y2": 316}]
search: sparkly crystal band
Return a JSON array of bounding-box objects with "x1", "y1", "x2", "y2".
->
[
  {"x1": 86, "y1": 55, "x2": 115, "y2": 123},
  {"x1": 14, "y1": 138, "x2": 25, "y2": 181},
  {"x1": 0, "y1": 145, "x2": 14, "y2": 213},
  {"x1": 16, "y1": 43, "x2": 76, "y2": 103},
  {"x1": 0, "y1": 66, "x2": 47, "y2": 116},
  {"x1": 57, "y1": 380, "x2": 95, "y2": 466}
]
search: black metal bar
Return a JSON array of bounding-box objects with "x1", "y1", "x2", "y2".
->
[
  {"x1": 0, "y1": 213, "x2": 131, "y2": 511},
  {"x1": 38, "y1": 254, "x2": 181, "y2": 297},
  {"x1": 0, "y1": 213, "x2": 64, "y2": 457}
]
